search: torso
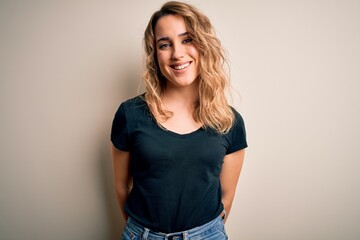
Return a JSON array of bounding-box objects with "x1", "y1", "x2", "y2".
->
[{"x1": 111, "y1": 95, "x2": 247, "y2": 233}]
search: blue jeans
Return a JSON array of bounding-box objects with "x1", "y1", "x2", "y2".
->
[{"x1": 121, "y1": 213, "x2": 228, "y2": 240}]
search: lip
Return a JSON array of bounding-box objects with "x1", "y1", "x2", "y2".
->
[{"x1": 170, "y1": 61, "x2": 192, "y2": 73}]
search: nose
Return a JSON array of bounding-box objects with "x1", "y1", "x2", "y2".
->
[{"x1": 171, "y1": 42, "x2": 185, "y2": 60}]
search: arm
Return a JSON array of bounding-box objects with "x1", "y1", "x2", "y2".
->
[
  {"x1": 220, "y1": 149, "x2": 245, "y2": 223},
  {"x1": 111, "y1": 144, "x2": 132, "y2": 221}
]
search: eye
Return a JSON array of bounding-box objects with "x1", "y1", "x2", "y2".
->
[
  {"x1": 159, "y1": 43, "x2": 171, "y2": 50},
  {"x1": 182, "y1": 38, "x2": 193, "y2": 44}
]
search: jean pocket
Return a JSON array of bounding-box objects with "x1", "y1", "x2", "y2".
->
[
  {"x1": 215, "y1": 219, "x2": 228, "y2": 239},
  {"x1": 122, "y1": 225, "x2": 140, "y2": 240}
]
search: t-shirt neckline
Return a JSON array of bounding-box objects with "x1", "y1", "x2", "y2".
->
[
  {"x1": 138, "y1": 95, "x2": 204, "y2": 138},
  {"x1": 157, "y1": 123, "x2": 204, "y2": 137}
]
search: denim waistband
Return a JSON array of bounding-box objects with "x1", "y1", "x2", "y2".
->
[{"x1": 125, "y1": 211, "x2": 226, "y2": 240}]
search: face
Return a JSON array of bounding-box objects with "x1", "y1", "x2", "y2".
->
[{"x1": 154, "y1": 14, "x2": 200, "y2": 89}]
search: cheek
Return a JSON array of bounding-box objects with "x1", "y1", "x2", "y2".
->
[
  {"x1": 156, "y1": 52, "x2": 167, "y2": 66},
  {"x1": 188, "y1": 46, "x2": 199, "y2": 59},
  {"x1": 156, "y1": 53, "x2": 168, "y2": 76}
]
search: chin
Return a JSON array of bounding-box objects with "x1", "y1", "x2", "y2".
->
[{"x1": 170, "y1": 77, "x2": 198, "y2": 87}]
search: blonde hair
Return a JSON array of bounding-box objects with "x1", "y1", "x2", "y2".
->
[{"x1": 143, "y1": 1, "x2": 234, "y2": 133}]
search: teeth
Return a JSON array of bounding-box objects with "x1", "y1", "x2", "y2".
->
[{"x1": 174, "y1": 62, "x2": 190, "y2": 70}]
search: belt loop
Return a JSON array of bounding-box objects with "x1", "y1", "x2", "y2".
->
[
  {"x1": 183, "y1": 231, "x2": 189, "y2": 240},
  {"x1": 141, "y1": 227, "x2": 149, "y2": 240}
]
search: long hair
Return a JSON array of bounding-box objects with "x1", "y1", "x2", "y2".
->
[{"x1": 143, "y1": 1, "x2": 234, "y2": 133}]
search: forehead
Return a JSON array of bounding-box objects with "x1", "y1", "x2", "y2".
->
[{"x1": 154, "y1": 14, "x2": 188, "y2": 39}]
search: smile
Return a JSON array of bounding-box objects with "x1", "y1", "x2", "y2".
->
[{"x1": 171, "y1": 62, "x2": 191, "y2": 70}]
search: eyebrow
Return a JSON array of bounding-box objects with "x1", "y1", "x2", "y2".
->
[{"x1": 156, "y1": 32, "x2": 189, "y2": 44}]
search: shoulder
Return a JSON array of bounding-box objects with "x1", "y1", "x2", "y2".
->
[
  {"x1": 229, "y1": 106, "x2": 245, "y2": 128},
  {"x1": 116, "y1": 94, "x2": 148, "y2": 115},
  {"x1": 121, "y1": 94, "x2": 147, "y2": 109},
  {"x1": 115, "y1": 94, "x2": 151, "y2": 124},
  {"x1": 224, "y1": 106, "x2": 248, "y2": 153}
]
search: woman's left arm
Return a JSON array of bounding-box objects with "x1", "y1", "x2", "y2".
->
[{"x1": 220, "y1": 149, "x2": 246, "y2": 223}]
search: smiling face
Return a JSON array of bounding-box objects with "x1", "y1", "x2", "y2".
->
[{"x1": 154, "y1": 14, "x2": 200, "y2": 90}]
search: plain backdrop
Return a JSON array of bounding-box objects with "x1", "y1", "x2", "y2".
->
[{"x1": 0, "y1": 0, "x2": 359, "y2": 239}]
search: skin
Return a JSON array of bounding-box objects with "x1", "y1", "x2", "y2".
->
[
  {"x1": 155, "y1": 14, "x2": 200, "y2": 90},
  {"x1": 112, "y1": 148, "x2": 130, "y2": 221},
  {"x1": 154, "y1": 14, "x2": 202, "y2": 134},
  {"x1": 112, "y1": 14, "x2": 245, "y2": 224}
]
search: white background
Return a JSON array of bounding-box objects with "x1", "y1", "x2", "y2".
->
[{"x1": 1, "y1": 0, "x2": 359, "y2": 239}]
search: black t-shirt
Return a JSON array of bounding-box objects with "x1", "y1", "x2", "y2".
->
[{"x1": 111, "y1": 95, "x2": 247, "y2": 233}]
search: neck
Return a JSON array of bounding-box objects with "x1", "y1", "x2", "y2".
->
[{"x1": 162, "y1": 84, "x2": 198, "y2": 110}]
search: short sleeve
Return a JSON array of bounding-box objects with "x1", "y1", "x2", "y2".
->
[
  {"x1": 226, "y1": 109, "x2": 248, "y2": 154},
  {"x1": 110, "y1": 103, "x2": 130, "y2": 151}
]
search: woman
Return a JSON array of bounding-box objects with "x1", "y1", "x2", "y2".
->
[{"x1": 111, "y1": 1, "x2": 247, "y2": 239}]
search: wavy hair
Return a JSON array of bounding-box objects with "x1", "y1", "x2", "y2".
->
[{"x1": 143, "y1": 1, "x2": 234, "y2": 133}]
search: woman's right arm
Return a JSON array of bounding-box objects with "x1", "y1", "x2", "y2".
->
[{"x1": 111, "y1": 144, "x2": 131, "y2": 221}]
